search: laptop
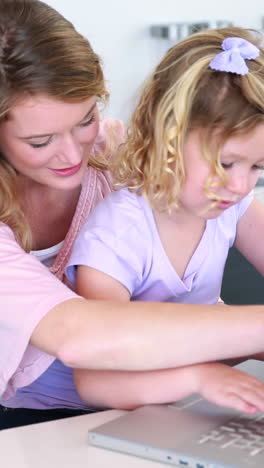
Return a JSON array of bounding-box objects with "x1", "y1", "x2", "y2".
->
[{"x1": 88, "y1": 360, "x2": 264, "y2": 468}]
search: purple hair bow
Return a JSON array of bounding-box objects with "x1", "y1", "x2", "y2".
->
[{"x1": 209, "y1": 37, "x2": 260, "y2": 75}]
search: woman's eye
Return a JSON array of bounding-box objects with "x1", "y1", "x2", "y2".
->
[
  {"x1": 30, "y1": 142, "x2": 49, "y2": 148},
  {"x1": 29, "y1": 137, "x2": 51, "y2": 148},
  {"x1": 79, "y1": 115, "x2": 95, "y2": 127}
]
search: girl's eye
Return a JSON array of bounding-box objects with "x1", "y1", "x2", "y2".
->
[
  {"x1": 253, "y1": 164, "x2": 264, "y2": 171},
  {"x1": 79, "y1": 115, "x2": 96, "y2": 127},
  {"x1": 221, "y1": 162, "x2": 233, "y2": 169}
]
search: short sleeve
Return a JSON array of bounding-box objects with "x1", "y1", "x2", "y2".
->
[
  {"x1": 236, "y1": 190, "x2": 254, "y2": 220},
  {"x1": 0, "y1": 224, "x2": 78, "y2": 399},
  {"x1": 216, "y1": 191, "x2": 255, "y2": 250},
  {"x1": 66, "y1": 190, "x2": 150, "y2": 295}
]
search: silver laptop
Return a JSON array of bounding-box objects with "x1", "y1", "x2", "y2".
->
[{"x1": 88, "y1": 361, "x2": 264, "y2": 468}]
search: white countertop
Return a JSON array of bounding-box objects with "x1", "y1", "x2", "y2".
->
[{"x1": 0, "y1": 409, "x2": 171, "y2": 468}]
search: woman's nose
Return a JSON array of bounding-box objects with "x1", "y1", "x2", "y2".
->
[{"x1": 60, "y1": 134, "x2": 83, "y2": 165}]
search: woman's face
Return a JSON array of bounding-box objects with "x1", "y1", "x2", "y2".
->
[{"x1": 0, "y1": 94, "x2": 100, "y2": 190}]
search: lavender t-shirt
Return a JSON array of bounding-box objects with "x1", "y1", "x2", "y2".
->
[{"x1": 66, "y1": 188, "x2": 253, "y2": 304}]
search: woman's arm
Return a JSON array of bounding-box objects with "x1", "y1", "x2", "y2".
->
[{"x1": 31, "y1": 295, "x2": 264, "y2": 372}]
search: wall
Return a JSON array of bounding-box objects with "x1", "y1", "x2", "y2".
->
[{"x1": 45, "y1": 0, "x2": 264, "y2": 121}]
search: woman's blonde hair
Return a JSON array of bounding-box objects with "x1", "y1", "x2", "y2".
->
[
  {"x1": 0, "y1": 0, "x2": 108, "y2": 250},
  {"x1": 113, "y1": 26, "x2": 264, "y2": 211}
]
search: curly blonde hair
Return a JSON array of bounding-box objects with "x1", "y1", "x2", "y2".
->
[
  {"x1": 112, "y1": 26, "x2": 264, "y2": 211},
  {"x1": 0, "y1": 0, "x2": 109, "y2": 250}
]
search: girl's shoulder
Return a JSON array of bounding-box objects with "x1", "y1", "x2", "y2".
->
[
  {"x1": 66, "y1": 189, "x2": 153, "y2": 292},
  {"x1": 84, "y1": 188, "x2": 148, "y2": 233}
]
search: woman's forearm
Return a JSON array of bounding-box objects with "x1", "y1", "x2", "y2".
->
[{"x1": 32, "y1": 298, "x2": 264, "y2": 371}]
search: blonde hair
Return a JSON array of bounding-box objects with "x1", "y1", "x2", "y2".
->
[
  {"x1": 112, "y1": 26, "x2": 264, "y2": 211},
  {"x1": 0, "y1": 0, "x2": 109, "y2": 250}
]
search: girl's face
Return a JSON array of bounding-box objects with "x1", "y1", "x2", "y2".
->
[
  {"x1": 178, "y1": 125, "x2": 264, "y2": 219},
  {"x1": 0, "y1": 94, "x2": 100, "y2": 190}
]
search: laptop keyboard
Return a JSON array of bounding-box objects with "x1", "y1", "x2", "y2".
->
[{"x1": 198, "y1": 413, "x2": 264, "y2": 457}]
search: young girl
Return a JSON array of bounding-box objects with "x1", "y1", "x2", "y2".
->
[{"x1": 66, "y1": 27, "x2": 264, "y2": 412}]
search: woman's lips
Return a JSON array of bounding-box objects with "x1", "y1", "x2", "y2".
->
[{"x1": 49, "y1": 161, "x2": 82, "y2": 177}]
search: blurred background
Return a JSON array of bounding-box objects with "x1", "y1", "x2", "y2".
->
[{"x1": 45, "y1": 0, "x2": 264, "y2": 121}]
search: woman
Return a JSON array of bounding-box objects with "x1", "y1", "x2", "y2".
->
[
  {"x1": 0, "y1": 0, "x2": 124, "y2": 425},
  {"x1": 1, "y1": 0, "x2": 264, "y2": 427}
]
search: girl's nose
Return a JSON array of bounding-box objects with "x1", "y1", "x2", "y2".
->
[{"x1": 226, "y1": 172, "x2": 249, "y2": 196}]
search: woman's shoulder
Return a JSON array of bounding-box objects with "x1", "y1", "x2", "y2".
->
[
  {"x1": 0, "y1": 222, "x2": 22, "y2": 252},
  {"x1": 0, "y1": 222, "x2": 15, "y2": 237}
]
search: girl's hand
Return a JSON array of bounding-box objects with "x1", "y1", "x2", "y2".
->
[{"x1": 193, "y1": 362, "x2": 264, "y2": 414}]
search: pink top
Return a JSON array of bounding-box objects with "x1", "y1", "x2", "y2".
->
[{"x1": 0, "y1": 118, "x2": 125, "y2": 401}]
